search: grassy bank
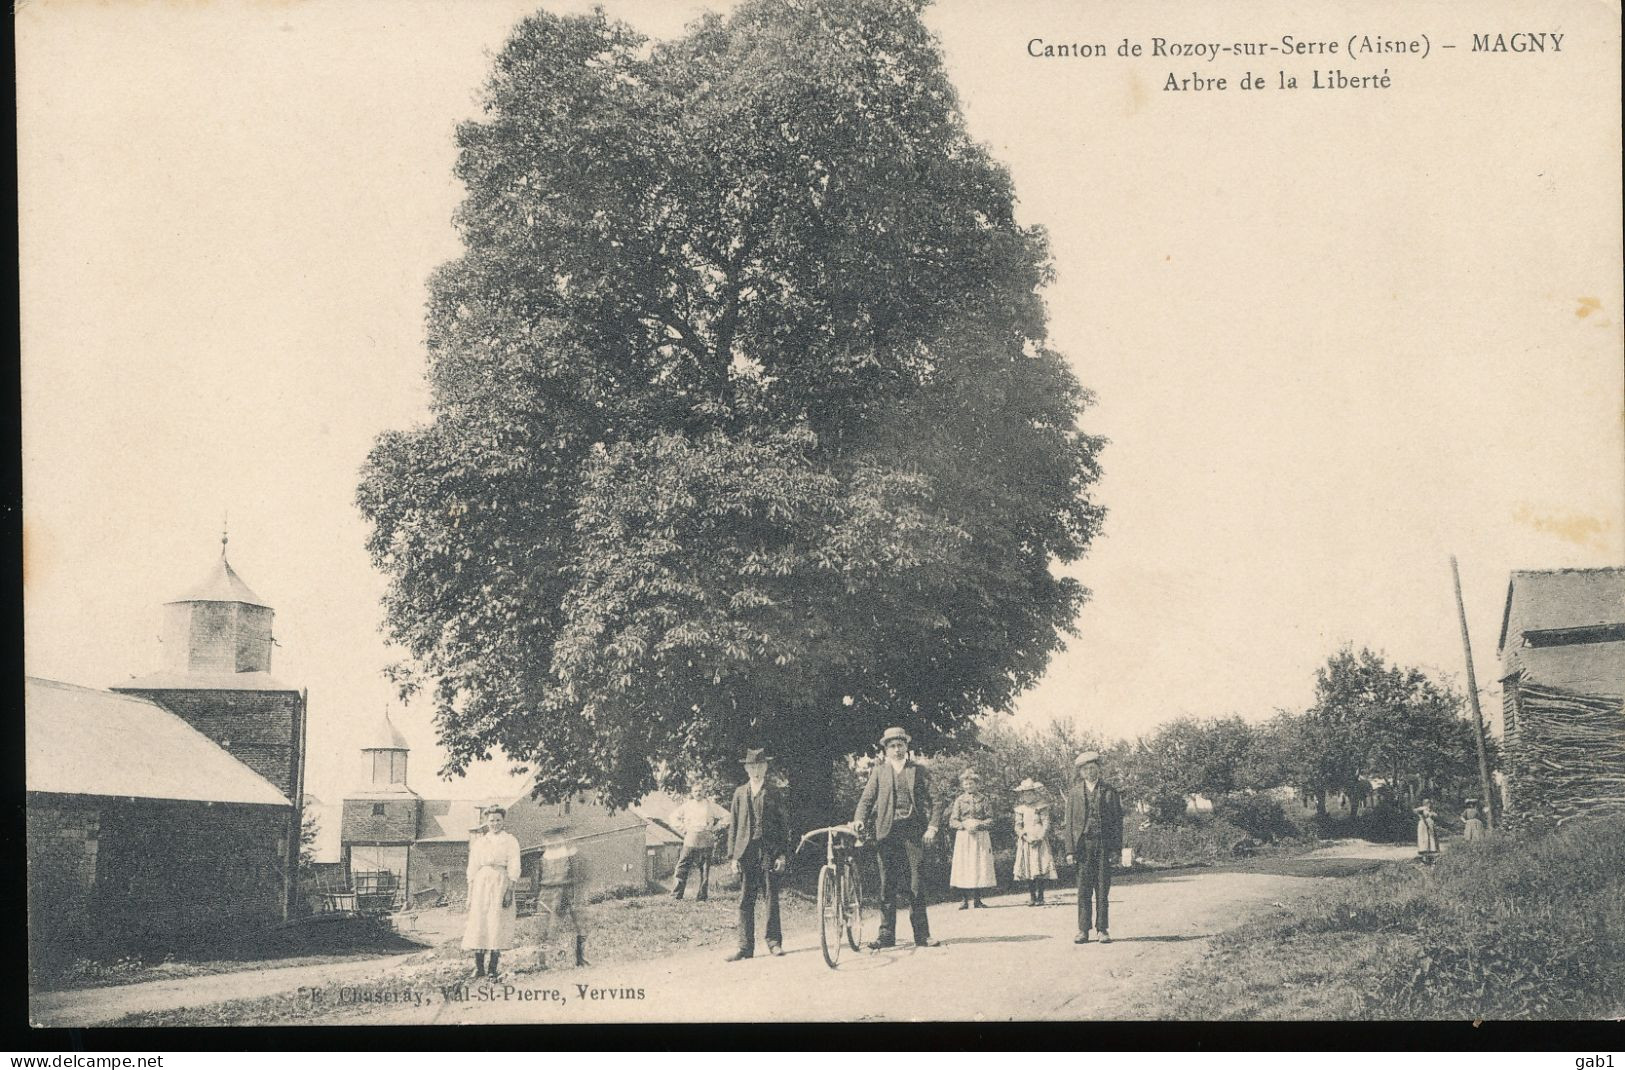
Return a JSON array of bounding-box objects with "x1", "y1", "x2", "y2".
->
[{"x1": 1151, "y1": 817, "x2": 1625, "y2": 1020}]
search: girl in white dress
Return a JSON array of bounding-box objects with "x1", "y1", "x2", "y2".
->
[
  {"x1": 1012, "y1": 779, "x2": 1057, "y2": 906},
  {"x1": 462, "y1": 806, "x2": 522, "y2": 979},
  {"x1": 947, "y1": 769, "x2": 997, "y2": 908}
]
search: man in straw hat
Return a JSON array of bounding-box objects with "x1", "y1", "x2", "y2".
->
[
  {"x1": 723, "y1": 747, "x2": 793, "y2": 961},
  {"x1": 1062, "y1": 750, "x2": 1123, "y2": 944},
  {"x1": 853, "y1": 727, "x2": 942, "y2": 949}
]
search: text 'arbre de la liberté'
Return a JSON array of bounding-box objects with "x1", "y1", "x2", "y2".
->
[{"x1": 1023, "y1": 32, "x2": 1568, "y2": 93}]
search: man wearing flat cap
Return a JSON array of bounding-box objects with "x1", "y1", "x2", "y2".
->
[
  {"x1": 1063, "y1": 750, "x2": 1123, "y2": 944},
  {"x1": 853, "y1": 727, "x2": 941, "y2": 949},
  {"x1": 724, "y1": 747, "x2": 793, "y2": 961}
]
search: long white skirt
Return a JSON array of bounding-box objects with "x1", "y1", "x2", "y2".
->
[
  {"x1": 1013, "y1": 837, "x2": 1057, "y2": 881},
  {"x1": 462, "y1": 865, "x2": 517, "y2": 950},
  {"x1": 949, "y1": 829, "x2": 997, "y2": 889}
]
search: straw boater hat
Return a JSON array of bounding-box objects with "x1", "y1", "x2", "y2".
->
[
  {"x1": 1014, "y1": 778, "x2": 1045, "y2": 794},
  {"x1": 1074, "y1": 750, "x2": 1103, "y2": 767},
  {"x1": 878, "y1": 727, "x2": 912, "y2": 746},
  {"x1": 738, "y1": 747, "x2": 774, "y2": 764}
]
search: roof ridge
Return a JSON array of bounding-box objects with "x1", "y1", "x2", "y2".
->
[{"x1": 1511, "y1": 566, "x2": 1625, "y2": 576}]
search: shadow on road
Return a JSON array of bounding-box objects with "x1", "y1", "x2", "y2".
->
[
  {"x1": 1103, "y1": 933, "x2": 1214, "y2": 943},
  {"x1": 941, "y1": 934, "x2": 1051, "y2": 946}
]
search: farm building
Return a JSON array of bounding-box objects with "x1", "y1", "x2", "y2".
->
[
  {"x1": 1496, "y1": 567, "x2": 1625, "y2": 823},
  {"x1": 25, "y1": 543, "x2": 306, "y2": 959},
  {"x1": 337, "y1": 718, "x2": 649, "y2": 908}
]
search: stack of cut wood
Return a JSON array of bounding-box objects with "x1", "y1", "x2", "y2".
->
[{"x1": 1507, "y1": 681, "x2": 1625, "y2": 825}]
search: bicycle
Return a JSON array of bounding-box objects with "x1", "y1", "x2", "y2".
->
[{"x1": 796, "y1": 823, "x2": 865, "y2": 969}]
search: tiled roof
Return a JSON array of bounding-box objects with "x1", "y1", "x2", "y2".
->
[
  {"x1": 415, "y1": 798, "x2": 512, "y2": 842},
  {"x1": 364, "y1": 710, "x2": 410, "y2": 751},
  {"x1": 169, "y1": 555, "x2": 269, "y2": 608},
  {"x1": 115, "y1": 670, "x2": 299, "y2": 693},
  {"x1": 26, "y1": 677, "x2": 291, "y2": 807},
  {"x1": 1498, "y1": 568, "x2": 1625, "y2": 653}
]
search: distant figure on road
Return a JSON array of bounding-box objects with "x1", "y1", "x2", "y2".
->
[
  {"x1": 1012, "y1": 778, "x2": 1057, "y2": 906},
  {"x1": 1460, "y1": 800, "x2": 1487, "y2": 843},
  {"x1": 462, "y1": 806, "x2": 521, "y2": 979},
  {"x1": 724, "y1": 747, "x2": 793, "y2": 962},
  {"x1": 1414, "y1": 798, "x2": 1440, "y2": 860},
  {"x1": 669, "y1": 780, "x2": 723, "y2": 901},
  {"x1": 536, "y1": 839, "x2": 589, "y2": 969},
  {"x1": 1063, "y1": 751, "x2": 1123, "y2": 945},
  {"x1": 947, "y1": 768, "x2": 996, "y2": 909},
  {"x1": 854, "y1": 727, "x2": 941, "y2": 949}
]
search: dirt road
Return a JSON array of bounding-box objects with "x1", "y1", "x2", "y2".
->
[
  {"x1": 345, "y1": 841, "x2": 1415, "y2": 1025},
  {"x1": 27, "y1": 953, "x2": 420, "y2": 1029},
  {"x1": 32, "y1": 841, "x2": 1411, "y2": 1027}
]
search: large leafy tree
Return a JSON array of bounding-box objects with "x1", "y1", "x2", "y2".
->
[
  {"x1": 1276, "y1": 647, "x2": 1488, "y2": 813},
  {"x1": 357, "y1": 0, "x2": 1105, "y2": 815}
]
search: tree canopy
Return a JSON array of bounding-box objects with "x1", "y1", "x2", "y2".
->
[
  {"x1": 357, "y1": 0, "x2": 1105, "y2": 809},
  {"x1": 1272, "y1": 647, "x2": 1489, "y2": 812}
]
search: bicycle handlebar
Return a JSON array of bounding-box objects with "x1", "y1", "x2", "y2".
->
[{"x1": 797, "y1": 824, "x2": 863, "y2": 849}]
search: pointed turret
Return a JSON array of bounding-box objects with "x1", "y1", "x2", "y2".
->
[
  {"x1": 360, "y1": 708, "x2": 416, "y2": 797},
  {"x1": 158, "y1": 532, "x2": 275, "y2": 676}
]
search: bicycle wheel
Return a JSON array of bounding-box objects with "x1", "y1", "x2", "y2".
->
[
  {"x1": 817, "y1": 864, "x2": 841, "y2": 969},
  {"x1": 843, "y1": 866, "x2": 863, "y2": 952}
]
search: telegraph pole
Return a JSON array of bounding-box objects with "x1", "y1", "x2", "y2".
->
[{"x1": 1451, "y1": 555, "x2": 1497, "y2": 830}]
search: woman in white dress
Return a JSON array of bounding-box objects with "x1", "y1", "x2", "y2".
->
[
  {"x1": 1414, "y1": 798, "x2": 1440, "y2": 861},
  {"x1": 463, "y1": 806, "x2": 522, "y2": 979},
  {"x1": 1011, "y1": 779, "x2": 1057, "y2": 906},
  {"x1": 947, "y1": 769, "x2": 997, "y2": 909}
]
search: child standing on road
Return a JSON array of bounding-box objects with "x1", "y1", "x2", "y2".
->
[
  {"x1": 1460, "y1": 799, "x2": 1486, "y2": 843},
  {"x1": 1012, "y1": 779, "x2": 1057, "y2": 906},
  {"x1": 947, "y1": 769, "x2": 997, "y2": 909}
]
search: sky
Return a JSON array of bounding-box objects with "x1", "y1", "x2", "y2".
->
[{"x1": 19, "y1": 0, "x2": 1623, "y2": 809}]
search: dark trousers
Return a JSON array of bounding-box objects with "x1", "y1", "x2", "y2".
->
[
  {"x1": 1075, "y1": 841, "x2": 1112, "y2": 934},
  {"x1": 735, "y1": 842, "x2": 782, "y2": 954},
  {"x1": 672, "y1": 846, "x2": 711, "y2": 899},
  {"x1": 875, "y1": 828, "x2": 930, "y2": 944}
]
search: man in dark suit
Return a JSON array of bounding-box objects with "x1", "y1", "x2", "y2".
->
[
  {"x1": 853, "y1": 727, "x2": 942, "y2": 949},
  {"x1": 1063, "y1": 750, "x2": 1123, "y2": 944},
  {"x1": 724, "y1": 747, "x2": 793, "y2": 961}
]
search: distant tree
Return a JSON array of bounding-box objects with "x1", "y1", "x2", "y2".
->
[
  {"x1": 357, "y1": 0, "x2": 1105, "y2": 819},
  {"x1": 297, "y1": 809, "x2": 321, "y2": 884},
  {"x1": 1285, "y1": 647, "x2": 1487, "y2": 814}
]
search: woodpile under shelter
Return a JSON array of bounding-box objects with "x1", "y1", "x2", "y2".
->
[{"x1": 1497, "y1": 567, "x2": 1625, "y2": 824}]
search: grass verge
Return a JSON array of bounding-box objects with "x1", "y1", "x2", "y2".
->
[{"x1": 1149, "y1": 817, "x2": 1625, "y2": 1020}]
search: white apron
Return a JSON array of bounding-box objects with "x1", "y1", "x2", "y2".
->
[
  {"x1": 950, "y1": 828, "x2": 997, "y2": 889},
  {"x1": 462, "y1": 830, "x2": 521, "y2": 950}
]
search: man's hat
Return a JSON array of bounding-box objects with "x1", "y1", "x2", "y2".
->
[
  {"x1": 878, "y1": 727, "x2": 912, "y2": 746},
  {"x1": 1074, "y1": 750, "x2": 1103, "y2": 767},
  {"x1": 1015, "y1": 778, "x2": 1045, "y2": 793},
  {"x1": 739, "y1": 747, "x2": 774, "y2": 764}
]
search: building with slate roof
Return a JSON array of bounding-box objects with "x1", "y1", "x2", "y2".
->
[
  {"x1": 25, "y1": 536, "x2": 307, "y2": 962},
  {"x1": 339, "y1": 715, "x2": 649, "y2": 907}
]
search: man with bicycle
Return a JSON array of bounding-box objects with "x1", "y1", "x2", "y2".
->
[
  {"x1": 724, "y1": 747, "x2": 793, "y2": 961},
  {"x1": 853, "y1": 727, "x2": 942, "y2": 950}
]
